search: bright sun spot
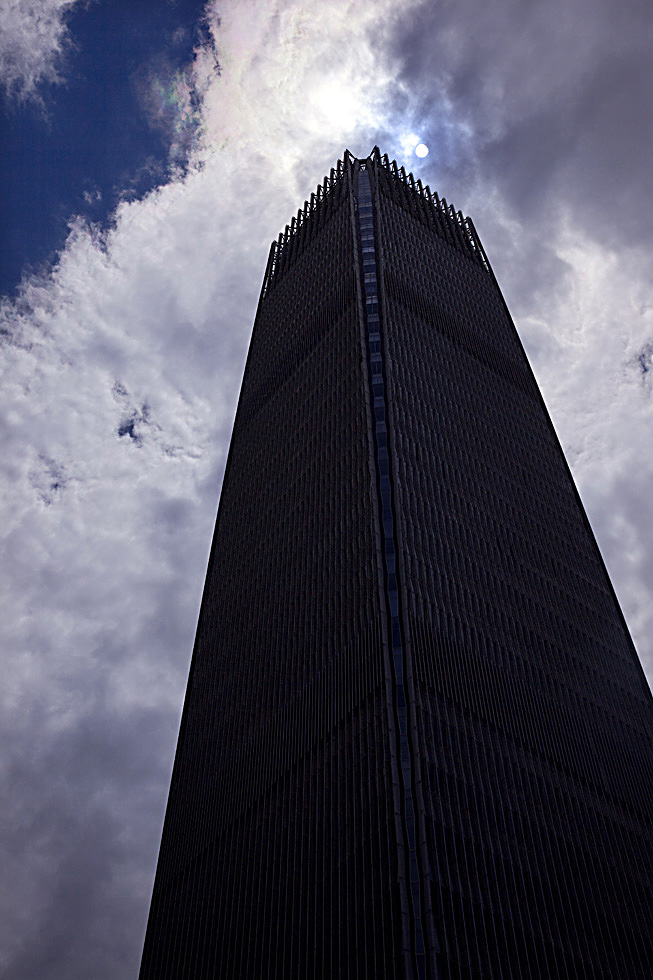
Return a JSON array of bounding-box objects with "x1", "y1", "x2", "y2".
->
[
  {"x1": 309, "y1": 79, "x2": 359, "y2": 134},
  {"x1": 398, "y1": 134, "x2": 430, "y2": 160}
]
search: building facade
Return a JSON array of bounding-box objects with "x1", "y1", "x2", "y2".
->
[{"x1": 140, "y1": 149, "x2": 653, "y2": 979}]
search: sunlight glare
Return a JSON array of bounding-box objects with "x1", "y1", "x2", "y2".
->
[{"x1": 309, "y1": 79, "x2": 359, "y2": 134}]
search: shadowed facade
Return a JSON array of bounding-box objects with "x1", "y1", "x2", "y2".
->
[{"x1": 140, "y1": 149, "x2": 653, "y2": 979}]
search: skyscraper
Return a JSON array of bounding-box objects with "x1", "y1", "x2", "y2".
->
[{"x1": 139, "y1": 149, "x2": 653, "y2": 979}]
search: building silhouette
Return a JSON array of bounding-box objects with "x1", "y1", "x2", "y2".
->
[{"x1": 140, "y1": 149, "x2": 653, "y2": 979}]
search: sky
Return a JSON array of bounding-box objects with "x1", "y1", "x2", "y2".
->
[{"x1": 1, "y1": 0, "x2": 652, "y2": 976}]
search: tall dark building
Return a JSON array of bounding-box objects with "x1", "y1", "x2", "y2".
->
[{"x1": 140, "y1": 149, "x2": 653, "y2": 979}]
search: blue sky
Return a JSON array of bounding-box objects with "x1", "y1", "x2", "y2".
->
[
  {"x1": 1, "y1": 1, "x2": 652, "y2": 977},
  {"x1": 1, "y1": 0, "x2": 207, "y2": 295}
]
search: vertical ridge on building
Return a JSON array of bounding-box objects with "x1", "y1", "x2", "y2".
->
[{"x1": 140, "y1": 150, "x2": 653, "y2": 979}]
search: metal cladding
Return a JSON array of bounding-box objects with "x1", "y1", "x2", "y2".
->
[{"x1": 140, "y1": 149, "x2": 653, "y2": 979}]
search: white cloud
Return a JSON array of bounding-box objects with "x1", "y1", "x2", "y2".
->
[
  {"x1": 518, "y1": 229, "x2": 653, "y2": 674},
  {"x1": 1, "y1": 0, "x2": 652, "y2": 976},
  {"x1": 0, "y1": 0, "x2": 86, "y2": 100}
]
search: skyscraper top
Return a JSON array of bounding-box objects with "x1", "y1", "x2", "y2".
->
[{"x1": 262, "y1": 147, "x2": 489, "y2": 298}]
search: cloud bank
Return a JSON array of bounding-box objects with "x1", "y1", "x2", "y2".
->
[{"x1": 1, "y1": 0, "x2": 652, "y2": 976}]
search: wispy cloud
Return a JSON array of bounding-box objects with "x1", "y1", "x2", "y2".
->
[{"x1": 0, "y1": 0, "x2": 86, "y2": 101}]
